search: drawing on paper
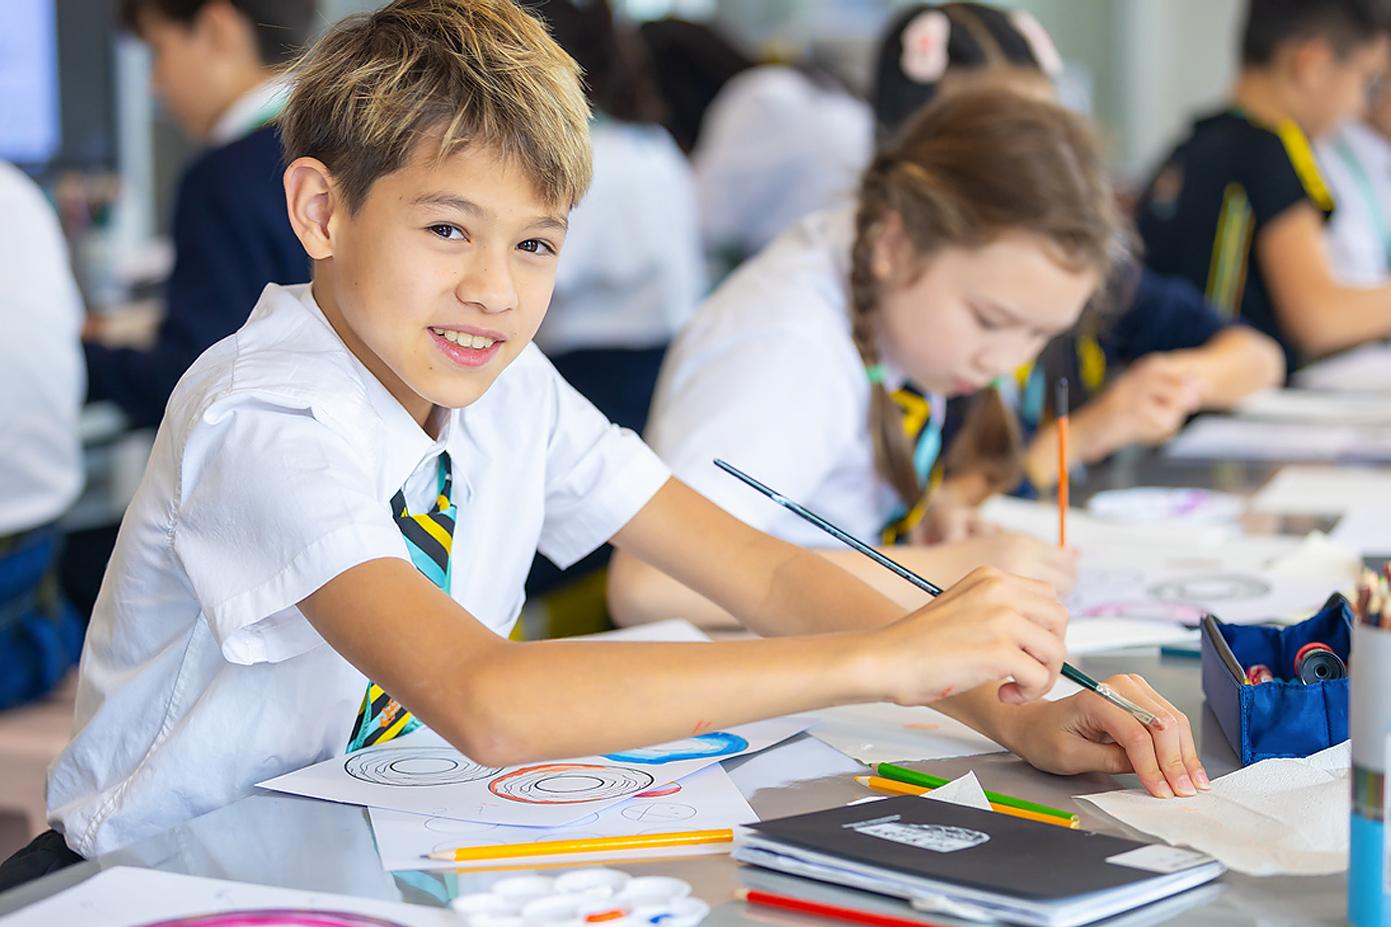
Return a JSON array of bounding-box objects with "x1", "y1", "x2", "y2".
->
[
  {"x1": 633, "y1": 782, "x2": 683, "y2": 798},
  {"x1": 1075, "y1": 600, "x2": 1208, "y2": 623},
  {"x1": 602, "y1": 731, "x2": 749, "y2": 765},
  {"x1": 138, "y1": 912, "x2": 411, "y2": 927},
  {"x1": 344, "y1": 747, "x2": 498, "y2": 787},
  {"x1": 1148, "y1": 573, "x2": 1271, "y2": 602},
  {"x1": 489, "y1": 763, "x2": 655, "y2": 804},
  {"x1": 620, "y1": 801, "x2": 697, "y2": 823}
]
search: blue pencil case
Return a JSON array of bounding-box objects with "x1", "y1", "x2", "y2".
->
[{"x1": 1200, "y1": 594, "x2": 1352, "y2": 766}]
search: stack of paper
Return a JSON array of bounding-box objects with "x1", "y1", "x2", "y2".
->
[{"x1": 1293, "y1": 342, "x2": 1391, "y2": 393}]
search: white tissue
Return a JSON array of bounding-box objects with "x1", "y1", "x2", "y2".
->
[{"x1": 1077, "y1": 742, "x2": 1350, "y2": 876}]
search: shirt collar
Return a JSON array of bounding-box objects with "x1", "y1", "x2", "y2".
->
[
  {"x1": 291, "y1": 284, "x2": 465, "y2": 499},
  {"x1": 208, "y1": 74, "x2": 292, "y2": 146}
]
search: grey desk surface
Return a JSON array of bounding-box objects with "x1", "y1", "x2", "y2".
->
[{"x1": 0, "y1": 450, "x2": 1357, "y2": 926}]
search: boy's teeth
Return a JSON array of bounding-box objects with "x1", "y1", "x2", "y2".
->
[{"x1": 432, "y1": 328, "x2": 495, "y2": 349}]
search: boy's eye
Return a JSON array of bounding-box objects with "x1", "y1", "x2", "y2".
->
[
  {"x1": 973, "y1": 309, "x2": 1005, "y2": 332},
  {"x1": 428, "y1": 224, "x2": 464, "y2": 241},
  {"x1": 518, "y1": 238, "x2": 557, "y2": 256}
]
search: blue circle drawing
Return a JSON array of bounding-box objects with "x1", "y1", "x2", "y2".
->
[{"x1": 603, "y1": 732, "x2": 750, "y2": 765}]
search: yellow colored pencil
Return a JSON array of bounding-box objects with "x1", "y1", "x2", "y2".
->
[
  {"x1": 855, "y1": 776, "x2": 1079, "y2": 829},
  {"x1": 425, "y1": 828, "x2": 734, "y2": 862}
]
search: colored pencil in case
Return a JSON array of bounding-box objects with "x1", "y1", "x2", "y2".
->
[
  {"x1": 1056, "y1": 378, "x2": 1069, "y2": 549},
  {"x1": 424, "y1": 828, "x2": 732, "y2": 862},
  {"x1": 738, "y1": 888, "x2": 951, "y2": 927},
  {"x1": 854, "y1": 776, "x2": 1079, "y2": 829},
  {"x1": 875, "y1": 762, "x2": 1075, "y2": 821},
  {"x1": 712, "y1": 459, "x2": 1160, "y2": 730}
]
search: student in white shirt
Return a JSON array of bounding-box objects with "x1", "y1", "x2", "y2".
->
[
  {"x1": 613, "y1": 88, "x2": 1109, "y2": 624},
  {"x1": 1318, "y1": 84, "x2": 1391, "y2": 285},
  {"x1": 637, "y1": 18, "x2": 874, "y2": 264},
  {"x1": 0, "y1": 162, "x2": 86, "y2": 710},
  {"x1": 526, "y1": 0, "x2": 706, "y2": 435},
  {"x1": 16, "y1": 0, "x2": 1204, "y2": 882}
]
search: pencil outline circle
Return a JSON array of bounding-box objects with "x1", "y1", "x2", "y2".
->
[{"x1": 344, "y1": 747, "x2": 499, "y2": 787}]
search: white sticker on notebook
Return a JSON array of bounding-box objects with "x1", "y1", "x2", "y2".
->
[{"x1": 1107, "y1": 845, "x2": 1215, "y2": 874}]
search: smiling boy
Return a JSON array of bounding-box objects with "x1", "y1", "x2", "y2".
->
[{"x1": 15, "y1": 0, "x2": 1206, "y2": 874}]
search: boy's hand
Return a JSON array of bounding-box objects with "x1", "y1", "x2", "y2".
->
[
  {"x1": 1081, "y1": 355, "x2": 1202, "y2": 456},
  {"x1": 870, "y1": 567, "x2": 1067, "y2": 707},
  {"x1": 1000, "y1": 673, "x2": 1211, "y2": 799}
]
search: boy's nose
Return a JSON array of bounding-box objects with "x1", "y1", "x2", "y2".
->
[{"x1": 458, "y1": 257, "x2": 517, "y2": 315}]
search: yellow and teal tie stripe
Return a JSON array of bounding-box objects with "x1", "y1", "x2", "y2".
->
[
  {"x1": 346, "y1": 452, "x2": 455, "y2": 753},
  {"x1": 880, "y1": 384, "x2": 944, "y2": 545}
]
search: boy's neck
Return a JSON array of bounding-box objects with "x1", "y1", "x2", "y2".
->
[
  {"x1": 309, "y1": 276, "x2": 442, "y2": 437},
  {"x1": 1231, "y1": 70, "x2": 1301, "y2": 130},
  {"x1": 206, "y1": 70, "x2": 281, "y2": 143}
]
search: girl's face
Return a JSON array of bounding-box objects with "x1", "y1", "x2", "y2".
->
[{"x1": 872, "y1": 217, "x2": 1097, "y2": 396}]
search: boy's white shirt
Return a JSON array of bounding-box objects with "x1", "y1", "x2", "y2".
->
[
  {"x1": 647, "y1": 206, "x2": 930, "y2": 549},
  {"x1": 1317, "y1": 120, "x2": 1391, "y2": 285},
  {"x1": 0, "y1": 162, "x2": 85, "y2": 536},
  {"x1": 46, "y1": 282, "x2": 669, "y2": 858},
  {"x1": 207, "y1": 75, "x2": 293, "y2": 145}
]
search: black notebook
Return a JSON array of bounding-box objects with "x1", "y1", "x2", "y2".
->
[{"x1": 736, "y1": 797, "x2": 1224, "y2": 927}]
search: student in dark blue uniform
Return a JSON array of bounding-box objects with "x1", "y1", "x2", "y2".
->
[
  {"x1": 873, "y1": 2, "x2": 1285, "y2": 500},
  {"x1": 84, "y1": 0, "x2": 316, "y2": 428},
  {"x1": 1138, "y1": 0, "x2": 1391, "y2": 374}
]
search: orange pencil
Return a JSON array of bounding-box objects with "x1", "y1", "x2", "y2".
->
[
  {"x1": 854, "y1": 776, "x2": 1079, "y2": 829},
  {"x1": 425, "y1": 828, "x2": 732, "y2": 862},
  {"x1": 1056, "y1": 378, "x2": 1069, "y2": 548}
]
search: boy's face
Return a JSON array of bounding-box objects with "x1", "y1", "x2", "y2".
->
[
  {"x1": 1292, "y1": 36, "x2": 1389, "y2": 138},
  {"x1": 317, "y1": 142, "x2": 568, "y2": 423}
]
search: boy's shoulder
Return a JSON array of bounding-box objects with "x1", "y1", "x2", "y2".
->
[
  {"x1": 1167, "y1": 109, "x2": 1294, "y2": 171},
  {"x1": 164, "y1": 283, "x2": 381, "y2": 444}
]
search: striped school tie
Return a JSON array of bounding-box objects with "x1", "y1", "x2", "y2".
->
[
  {"x1": 345, "y1": 452, "x2": 455, "y2": 753},
  {"x1": 880, "y1": 384, "x2": 944, "y2": 545}
]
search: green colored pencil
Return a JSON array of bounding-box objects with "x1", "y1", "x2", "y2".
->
[{"x1": 876, "y1": 762, "x2": 1075, "y2": 822}]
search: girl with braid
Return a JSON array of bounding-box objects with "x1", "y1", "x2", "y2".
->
[{"x1": 612, "y1": 85, "x2": 1111, "y2": 627}]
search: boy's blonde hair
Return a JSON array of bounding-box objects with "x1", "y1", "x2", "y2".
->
[{"x1": 280, "y1": 0, "x2": 593, "y2": 212}]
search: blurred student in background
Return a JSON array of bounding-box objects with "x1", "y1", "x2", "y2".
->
[
  {"x1": 639, "y1": 18, "x2": 874, "y2": 268},
  {"x1": 0, "y1": 162, "x2": 86, "y2": 709},
  {"x1": 84, "y1": 0, "x2": 316, "y2": 428},
  {"x1": 1318, "y1": 80, "x2": 1391, "y2": 285},
  {"x1": 874, "y1": 2, "x2": 1283, "y2": 498},
  {"x1": 1138, "y1": 0, "x2": 1391, "y2": 373}
]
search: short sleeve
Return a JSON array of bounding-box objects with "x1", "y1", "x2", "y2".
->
[
  {"x1": 171, "y1": 397, "x2": 408, "y2": 665},
  {"x1": 646, "y1": 324, "x2": 861, "y2": 532},
  {"x1": 536, "y1": 367, "x2": 672, "y2": 569},
  {"x1": 1244, "y1": 128, "x2": 1325, "y2": 228},
  {"x1": 1107, "y1": 268, "x2": 1232, "y2": 360}
]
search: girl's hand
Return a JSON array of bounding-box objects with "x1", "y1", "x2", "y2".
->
[
  {"x1": 1079, "y1": 355, "x2": 1202, "y2": 457},
  {"x1": 926, "y1": 532, "x2": 1079, "y2": 597},
  {"x1": 1000, "y1": 673, "x2": 1211, "y2": 798},
  {"x1": 869, "y1": 567, "x2": 1067, "y2": 707}
]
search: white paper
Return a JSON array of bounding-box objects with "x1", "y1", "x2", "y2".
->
[
  {"x1": 807, "y1": 702, "x2": 1006, "y2": 766},
  {"x1": 980, "y1": 496, "x2": 1233, "y2": 551},
  {"x1": 1085, "y1": 487, "x2": 1244, "y2": 524},
  {"x1": 1293, "y1": 342, "x2": 1391, "y2": 393},
  {"x1": 1331, "y1": 506, "x2": 1391, "y2": 555},
  {"x1": 1164, "y1": 416, "x2": 1391, "y2": 462},
  {"x1": 369, "y1": 764, "x2": 755, "y2": 871},
  {"x1": 1234, "y1": 388, "x2": 1391, "y2": 426},
  {"x1": 1066, "y1": 558, "x2": 1340, "y2": 626},
  {"x1": 259, "y1": 717, "x2": 807, "y2": 827},
  {"x1": 727, "y1": 727, "x2": 866, "y2": 793},
  {"x1": 918, "y1": 770, "x2": 992, "y2": 811},
  {"x1": 576, "y1": 619, "x2": 711, "y2": 643},
  {"x1": 1254, "y1": 465, "x2": 1391, "y2": 515},
  {"x1": 0, "y1": 866, "x2": 458, "y2": 926},
  {"x1": 1078, "y1": 741, "x2": 1351, "y2": 876}
]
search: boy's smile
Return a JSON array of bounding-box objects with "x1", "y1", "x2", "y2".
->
[{"x1": 287, "y1": 138, "x2": 571, "y2": 432}]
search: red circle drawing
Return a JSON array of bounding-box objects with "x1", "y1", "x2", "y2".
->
[{"x1": 633, "y1": 782, "x2": 683, "y2": 798}]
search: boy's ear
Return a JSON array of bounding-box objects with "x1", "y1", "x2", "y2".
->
[
  {"x1": 284, "y1": 157, "x2": 339, "y2": 261},
  {"x1": 193, "y1": 0, "x2": 257, "y2": 59}
]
